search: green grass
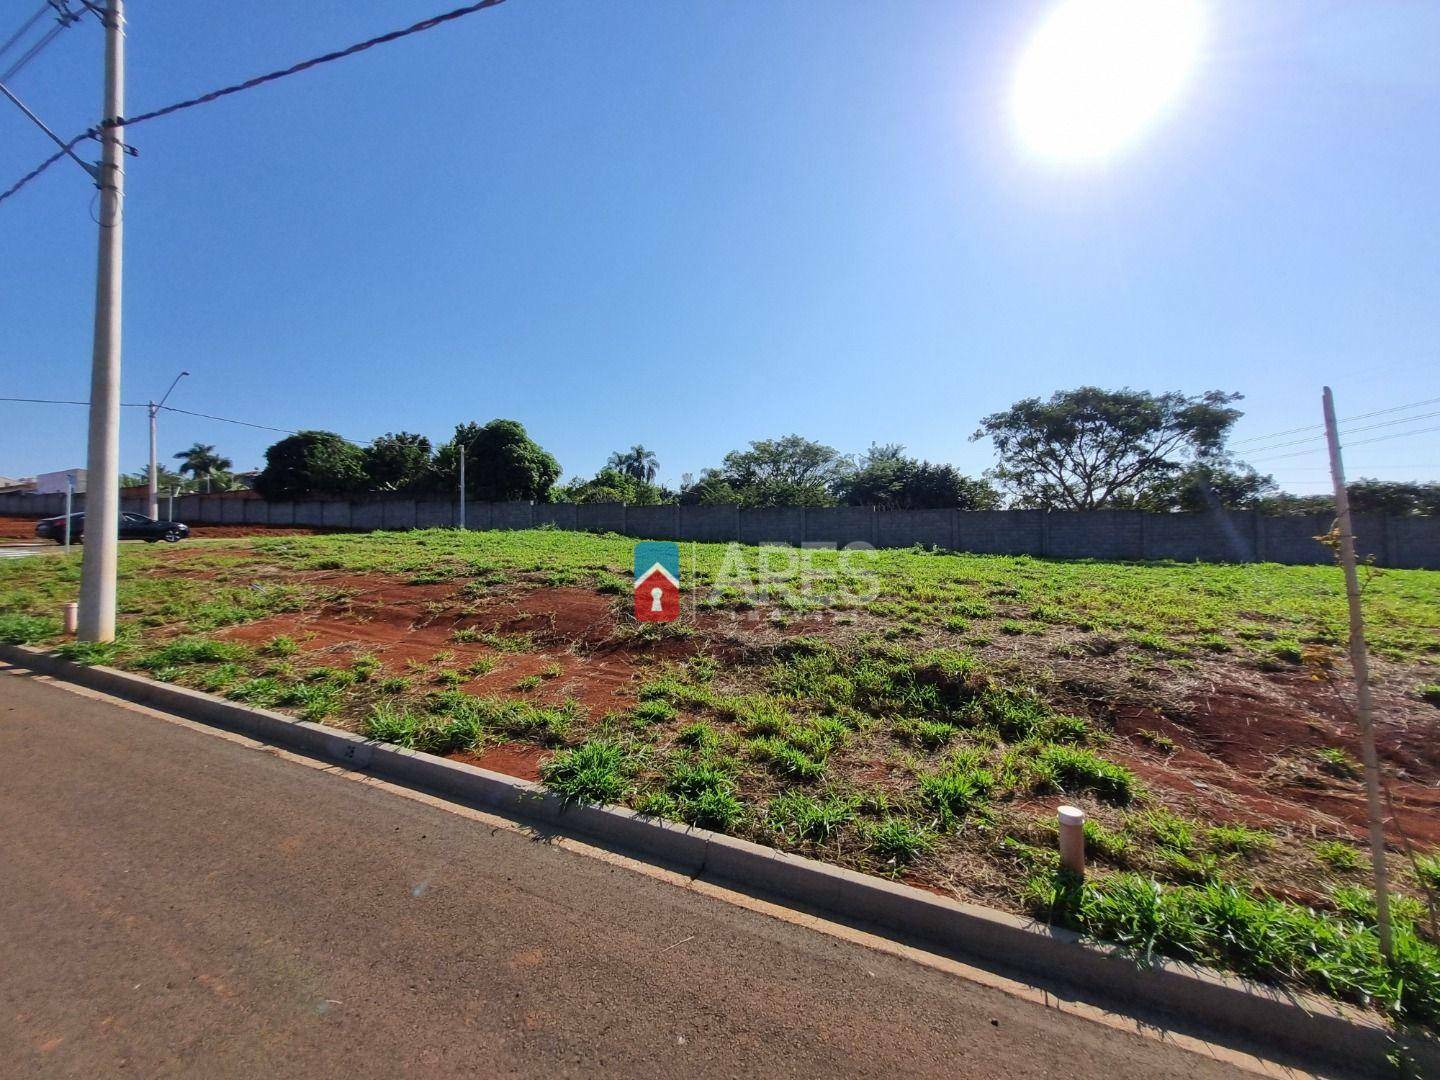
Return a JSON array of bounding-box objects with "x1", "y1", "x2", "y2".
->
[
  {"x1": 1315, "y1": 747, "x2": 1362, "y2": 780},
  {"x1": 1315, "y1": 840, "x2": 1363, "y2": 873},
  {"x1": 541, "y1": 738, "x2": 637, "y2": 804},
  {"x1": 1029, "y1": 871, "x2": 1440, "y2": 1028},
  {"x1": 3, "y1": 528, "x2": 1438, "y2": 1029},
  {"x1": 0, "y1": 612, "x2": 60, "y2": 644},
  {"x1": 1417, "y1": 683, "x2": 1440, "y2": 707}
]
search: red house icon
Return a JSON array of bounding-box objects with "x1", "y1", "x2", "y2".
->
[{"x1": 634, "y1": 562, "x2": 680, "y2": 622}]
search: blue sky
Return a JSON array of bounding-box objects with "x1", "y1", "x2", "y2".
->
[{"x1": 2, "y1": 0, "x2": 1437, "y2": 493}]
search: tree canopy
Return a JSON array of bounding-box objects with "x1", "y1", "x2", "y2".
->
[
  {"x1": 254, "y1": 430, "x2": 367, "y2": 500},
  {"x1": 974, "y1": 387, "x2": 1244, "y2": 510},
  {"x1": 606, "y1": 445, "x2": 659, "y2": 483},
  {"x1": 558, "y1": 468, "x2": 669, "y2": 506},
  {"x1": 839, "y1": 444, "x2": 999, "y2": 510},
  {"x1": 173, "y1": 443, "x2": 234, "y2": 492},
  {"x1": 364, "y1": 432, "x2": 433, "y2": 491},
  {"x1": 697, "y1": 434, "x2": 850, "y2": 508},
  {"x1": 435, "y1": 419, "x2": 561, "y2": 502}
]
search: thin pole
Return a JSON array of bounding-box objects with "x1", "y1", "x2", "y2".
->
[
  {"x1": 147, "y1": 400, "x2": 158, "y2": 518},
  {"x1": 168, "y1": 485, "x2": 175, "y2": 522},
  {"x1": 458, "y1": 444, "x2": 466, "y2": 530},
  {"x1": 78, "y1": 0, "x2": 124, "y2": 643},
  {"x1": 1323, "y1": 385, "x2": 1393, "y2": 963},
  {"x1": 64, "y1": 472, "x2": 74, "y2": 551}
]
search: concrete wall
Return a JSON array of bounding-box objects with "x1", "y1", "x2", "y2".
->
[{"x1": 1, "y1": 490, "x2": 1434, "y2": 568}]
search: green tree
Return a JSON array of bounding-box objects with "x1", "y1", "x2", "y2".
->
[
  {"x1": 558, "y1": 468, "x2": 670, "y2": 505},
  {"x1": 974, "y1": 387, "x2": 1244, "y2": 510},
  {"x1": 254, "y1": 431, "x2": 367, "y2": 500},
  {"x1": 710, "y1": 434, "x2": 850, "y2": 508},
  {"x1": 173, "y1": 442, "x2": 233, "y2": 493},
  {"x1": 434, "y1": 419, "x2": 561, "y2": 502},
  {"x1": 121, "y1": 463, "x2": 187, "y2": 491},
  {"x1": 364, "y1": 432, "x2": 433, "y2": 491},
  {"x1": 1345, "y1": 479, "x2": 1440, "y2": 516},
  {"x1": 606, "y1": 445, "x2": 659, "y2": 483},
  {"x1": 1136, "y1": 460, "x2": 1276, "y2": 512},
  {"x1": 840, "y1": 444, "x2": 999, "y2": 509}
]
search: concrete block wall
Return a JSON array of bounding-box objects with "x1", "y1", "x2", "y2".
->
[{"x1": 1, "y1": 490, "x2": 1434, "y2": 569}]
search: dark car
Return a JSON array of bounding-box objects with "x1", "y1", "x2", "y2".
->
[{"x1": 36, "y1": 511, "x2": 190, "y2": 544}]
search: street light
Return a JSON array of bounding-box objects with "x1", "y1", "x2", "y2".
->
[{"x1": 148, "y1": 369, "x2": 188, "y2": 519}]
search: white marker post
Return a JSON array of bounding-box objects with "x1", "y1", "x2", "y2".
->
[{"x1": 1058, "y1": 805, "x2": 1086, "y2": 876}]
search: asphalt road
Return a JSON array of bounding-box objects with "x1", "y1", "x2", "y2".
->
[{"x1": 0, "y1": 670, "x2": 1244, "y2": 1078}]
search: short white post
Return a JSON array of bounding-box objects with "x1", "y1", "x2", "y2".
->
[
  {"x1": 63, "y1": 602, "x2": 79, "y2": 636},
  {"x1": 1058, "y1": 804, "x2": 1086, "y2": 877}
]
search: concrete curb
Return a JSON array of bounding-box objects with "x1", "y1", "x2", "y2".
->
[{"x1": 3, "y1": 642, "x2": 1434, "y2": 1077}]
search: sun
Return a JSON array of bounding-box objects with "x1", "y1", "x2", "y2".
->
[{"x1": 1012, "y1": 0, "x2": 1205, "y2": 163}]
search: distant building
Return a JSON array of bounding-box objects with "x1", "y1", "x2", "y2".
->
[
  {"x1": 0, "y1": 475, "x2": 36, "y2": 494},
  {"x1": 36, "y1": 469, "x2": 85, "y2": 495}
]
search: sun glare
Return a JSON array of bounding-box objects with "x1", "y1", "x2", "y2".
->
[{"x1": 1013, "y1": 0, "x2": 1204, "y2": 163}]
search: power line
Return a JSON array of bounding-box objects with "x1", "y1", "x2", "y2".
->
[
  {"x1": 0, "y1": 395, "x2": 362, "y2": 443},
  {"x1": 1249, "y1": 423, "x2": 1440, "y2": 464},
  {"x1": 1235, "y1": 408, "x2": 1440, "y2": 456},
  {"x1": 0, "y1": 1, "x2": 83, "y2": 83},
  {"x1": 1230, "y1": 395, "x2": 1440, "y2": 449},
  {"x1": 0, "y1": 0, "x2": 508, "y2": 207},
  {"x1": 0, "y1": 4, "x2": 51, "y2": 63}
]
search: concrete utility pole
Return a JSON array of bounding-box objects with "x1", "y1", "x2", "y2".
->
[
  {"x1": 458, "y1": 445, "x2": 466, "y2": 530},
  {"x1": 1322, "y1": 386, "x2": 1393, "y2": 964},
  {"x1": 147, "y1": 369, "x2": 188, "y2": 519},
  {"x1": 78, "y1": 0, "x2": 125, "y2": 642}
]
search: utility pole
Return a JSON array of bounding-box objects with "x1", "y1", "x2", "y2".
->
[
  {"x1": 458, "y1": 445, "x2": 466, "y2": 530},
  {"x1": 64, "y1": 471, "x2": 75, "y2": 551},
  {"x1": 78, "y1": 0, "x2": 124, "y2": 642},
  {"x1": 147, "y1": 369, "x2": 189, "y2": 519},
  {"x1": 1322, "y1": 385, "x2": 1393, "y2": 964}
]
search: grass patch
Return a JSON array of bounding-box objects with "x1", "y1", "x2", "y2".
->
[{"x1": 541, "y1": 738, "x2": 637, "y2": 804}]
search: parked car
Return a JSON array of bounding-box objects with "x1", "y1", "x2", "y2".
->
[{"x1": 35, "y1": 511, "x2": 190, "y2": 544}]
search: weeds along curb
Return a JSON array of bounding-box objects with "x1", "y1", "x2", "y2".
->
[{"x1": 4, "y1": 642, "x2": 1434, "y2": 1078}]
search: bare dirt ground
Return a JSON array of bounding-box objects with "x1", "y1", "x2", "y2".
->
[{"x1": 207, "y1": 567, "x2": 1440, "y2": 854}]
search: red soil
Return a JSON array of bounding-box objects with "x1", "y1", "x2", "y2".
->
[
  {"x1": 1107, "y1": 673, "x2": 1440, "y2": 847},
  {"x1": 451, "y1": 743, "x2": 548, "y2": 783},
  {"x1": 218, "y1": 575, "x2": 666, "y2": 717}
]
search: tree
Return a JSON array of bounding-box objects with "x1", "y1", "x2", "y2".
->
[
  {"x1": 364, "y1": 432, "x2": 433, "y2": 491},
  {"x1": 122, "y1": 462, "x2": 187, "y2": 491},
  {"x1": 840, "y1": 444, "x2": 1000, "y2": 509},
  {"x1": 974, "y1": 387, "x2": 1244, "y2": 510},
  {"x1": 606, "y1": 445, "x2": 659, "y2": 483},
  {"x1": 558, "y1": 468, "x2": 670, "y2": 506},
  {"x1": 434, "y1": 419, "x2": 561, "y2": 502},
  {"x1": 1136, "y1": 460, "x2": 1276, "y2": 512},
  {"x1": 254, "y1": 430, "x2": 367, "y2": 500},
  {"x1": 1345, "y1": 479, "x2": 1440, "y2": 517},
  {"x1": 173, "y1": 442, "x2": 233, "y2": 493},
  {"x1": 710, "y1": 434, "x2": 850, "y2": 507}
]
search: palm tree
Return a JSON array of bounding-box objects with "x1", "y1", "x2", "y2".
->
[
  {"x1": 606, "y1": 444, "x2": 658, "y2": 483},
  {"x1": 174, "y1": 443, "x2": 232, "y2": 493}
]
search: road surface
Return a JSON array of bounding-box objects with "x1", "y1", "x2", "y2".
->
[{"x1": 0, "y1": 669, "x2": 1245, "y2": 1078}]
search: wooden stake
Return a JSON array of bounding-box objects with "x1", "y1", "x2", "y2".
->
[{"x1": 1322, "y1": 386, "x2": 1393, "y2": 963}]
